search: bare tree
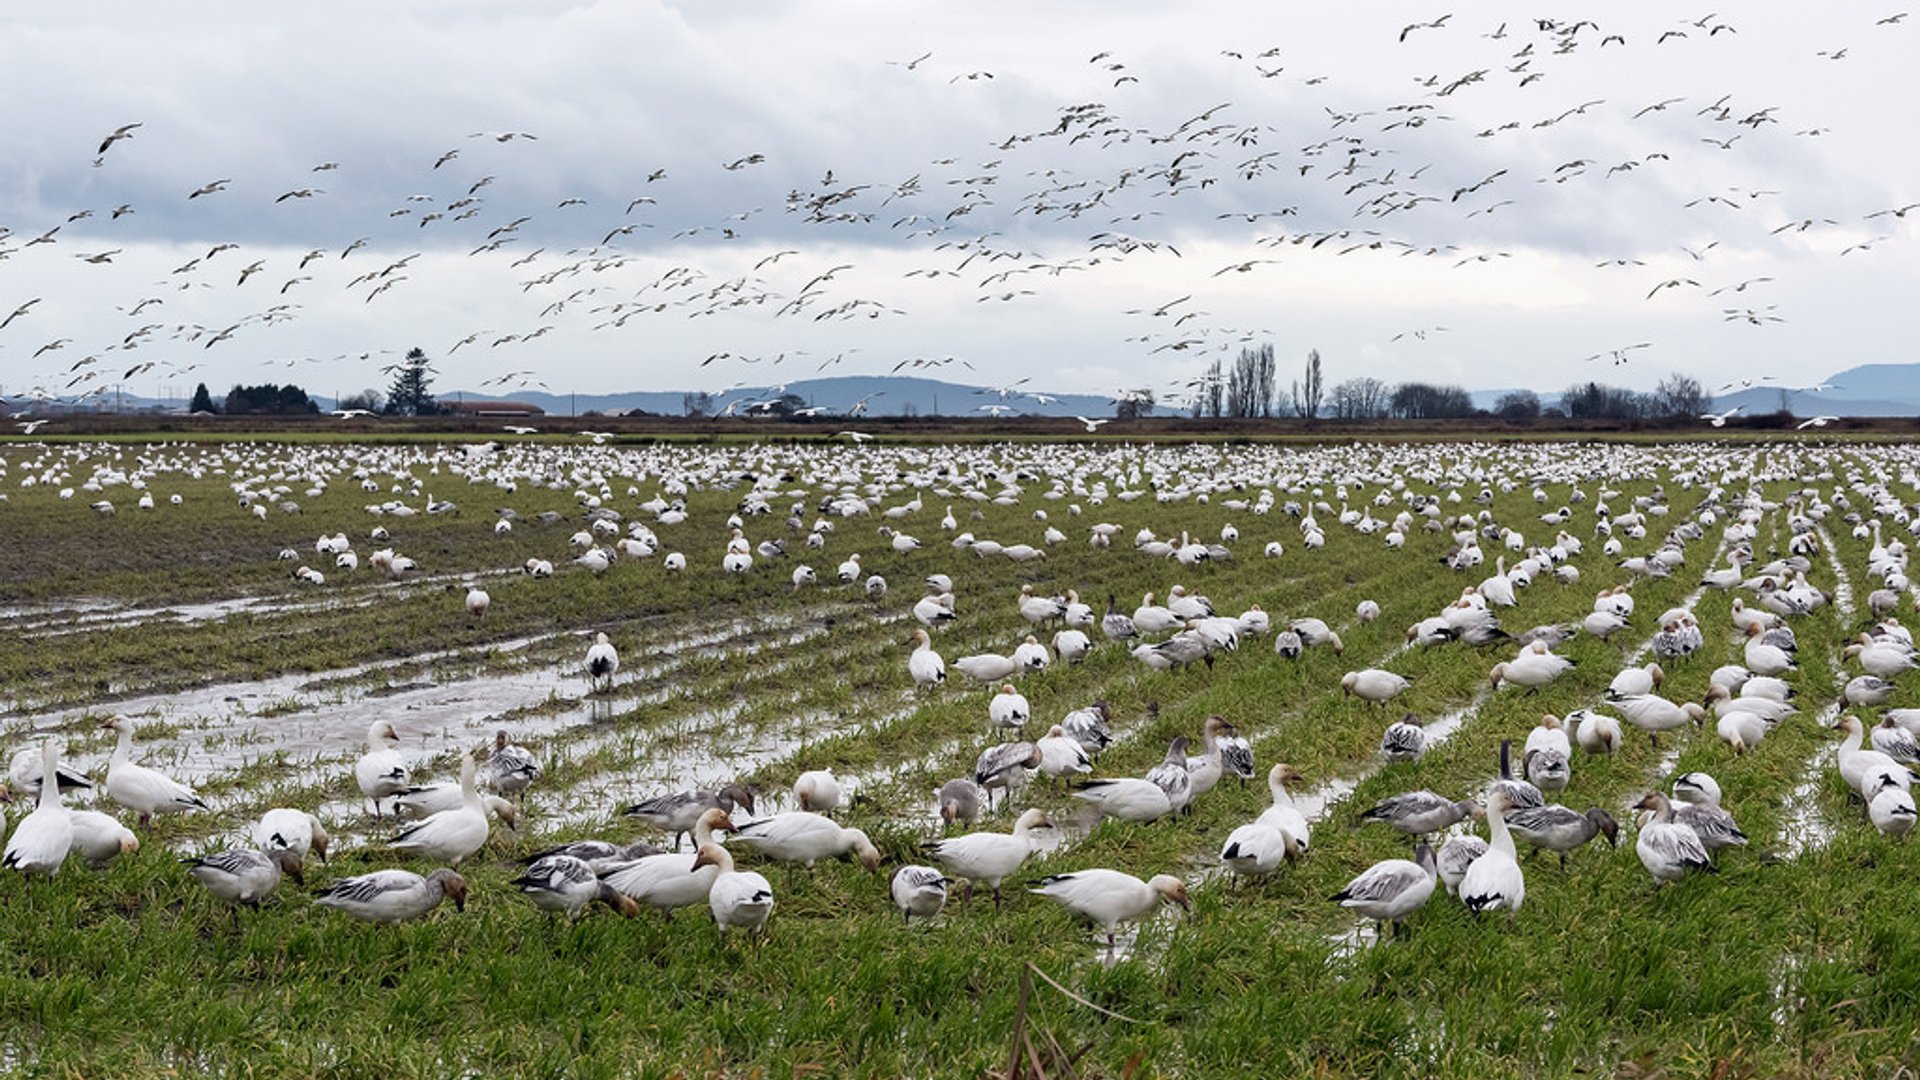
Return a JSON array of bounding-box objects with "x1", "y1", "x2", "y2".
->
[
  {"x1": 1290, "y1": 348, "x2": 1324, "y2": 419},
  {"x1": 1329, "y1": 377, "x2": 1389, "y2": 419},
  {"x1": 1651, "y1": 372, "x2": 1711, "y2": 418},
  {"x1": 1114, "y1": 387, "x2": 1155, "y2": 420}
]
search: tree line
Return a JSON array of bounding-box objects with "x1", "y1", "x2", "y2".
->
[{"x1": 1186, "y1": 344, "x2": 1712, "y2": 421}]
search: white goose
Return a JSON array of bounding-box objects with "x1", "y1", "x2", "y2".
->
[
  {"x1": 600, "y1": 808, "x2": 735, "y2": 915},
  {"x1": 355, "y1": 720, "x2": 411, "y2": 818},
  {"x1": 1030, "y1": 868, "x2": 1190, "y2": 952},
  {"x1": 183, "y1": 846, "x2": 303, "y2": 906},
  {"x1": 1255, "y1": 764, "x2": 1310, "y2": 855},
  {"x1": 730, "y1": 811, "x2": 881, "y2": 870},
  {"x1": 1330, "y1": 842, "x2": 1437, "y2": 937},
  {"x1": 694, "y1": 843, "x2": 775, "y2": 936},
  {"x1": 102, "y1": 715, "x2": 208, "y2": 826},
  {"x1": 922, "y1": 808, "x2": 1053, "y2": 909},
  {"x1": 1566, "y1": 708, "x2": 1624, "y2": 755},
  {"x1": 988, "y1": 685, "x2": 1031, "y2": 732},
  {"x1": 1489, "y1": 642, "x2": 1575, "y2": 692},
  {"x1": 1460, "y1": 788, "x2": 1526, "y2": 918},
  {"x1": 3, "y1": 739, "x2": 74, "y2": 876},
  {"x1": 794, "y1": 769, "x2": 843, "y2": 814},
  {"x1": 1834, "y1": 715, "x2": 1912, "y2": 799},
  {"x1": 255, "y1": 808, "x2": 331, "y2": 863},
  {"x1": 889, "y1": 864, "x2": 950, "y2": 923},
  {"x1": 585, "y1": 632, "x2": 620, "y2": 691},
  {"x1": 1341, "y1": 669, "x2": 1411, "y2": 706},
  {"x1": 512, "y1": 854, "x2": 641, "y2": 920},
  {"x1": 315, "y1": 868, "x2": 468, "y2": 923},
  {"x1": 1609, "y1": 694, "x2": 1707, "y2": 748},
  {"x1": 387, "y1": 753, "x2": 489, "y2": 865},
  {"x1": 1633, "y1": 793, "x2": 1714, "y2": 885},
  {"x1": 68, "y1": 810, "x2": 139, "y2": 868},
  {"x1": 908, "y1": 629, "x2": 947, "y2": 689}
]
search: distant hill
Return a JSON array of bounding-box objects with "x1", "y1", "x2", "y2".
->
[{"x1": 441, "y1": 375, "x2": 1117, "y2": 419}]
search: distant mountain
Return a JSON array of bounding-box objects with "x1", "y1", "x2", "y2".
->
[
  {"x1": 442, "y1": 375, "x2": 1116, "y2": 419},
  {"x1": 1710, "y1": 387, "x2": 1920, "y2": 418}
]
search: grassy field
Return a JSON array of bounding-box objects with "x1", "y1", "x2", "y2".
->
[{"x1": 0, "y1": 435, "x2": 1916, "y2": 1079}]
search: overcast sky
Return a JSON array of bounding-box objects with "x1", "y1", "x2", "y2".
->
[{"x1": 1, "y1": 2, "x2": 1913, "y2": 410}]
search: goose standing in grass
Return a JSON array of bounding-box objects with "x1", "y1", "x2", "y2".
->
[
  {"x1": 1073, "y1": 775, "x2": 1175, "y2": 824},
  {"x1": 1144, "y1": 737, "x2": 1194, "y2": 815},
  {"x1": 1867, "y1": 772, "x2": 1917, "y2": 837},
  {"x1": 794, "y1": 769, "x2": 843, "y2": 814},
  {"x1": 889, "y1": 864, "x2": 950, "y2": 923},
  {"x1": 513, "y1": 854, "x2": 642, "y2": 920},
  {"x1": 988, "y1": 685, "x2": 1031, "y2": 732},
  {"x1": 183, "y1": 846, "x2": 303, "y2": 906},
  {"x1": 67, "y1": 809, "x2": 138, "y2": 868},
  {"x1": 1744, "y1": 623, "x2": 1797, "y2": 676},
  {"x1": 524, "y1": 837, "x2": 662, "y2": 874},
  {"x1": 1460, "y1": 788, "x2": 1526, "y2": 918},
  {"x1": 1029, "y1": 869, "x2": 1189, "y2": 954},
  {"x1": 623, "y1": 785, "x2": 755, "y2": 850},
  {"x1": 3, "y1": 740, "x2": 74, "y2": 877},
  {"x1": 1380, "y1": 714, "x2": 1428, "y2": 762},
  {"x1": 1035, "y1": 725, "x2": 1093, "y2": 783},
  {"x1": 1220, "y1": 730, "x2": 1255, "y2": 788},
  {"x1": 1503, "y1": 805, "x2": 1618, "y2": 867},
  {"x1": 316, "y1": 868, "x2": 468, "y2": 923},
  {"x1": 1870, "y1": 718, "x2": 1920, "y2": 765},
  {"x1": 387, "y1": 754, "x2": 489, "y2": 865},
  {"x1": 731, "y1": 811, "x2": 882, "y2": 870},
  {"x1": 1256, "y1": 764, "x2": 1311, "y2": 855},
  {"x1": 923, "y1": 807, "x2": 1053, "y2": 909},
  {"x1": 1359, "y1": 790, "x2": 1477, "y2": 839},
  {"x1": 1607, "y1": 662, "x2": 1665, "y2": 700},
  {"x1": 355, "y1": 720, "x2": 411, "y2": 818},
  {"x1": 1184, "y1": 717, "x2": 1236, "y2": 799},
  {"x1": 1101, "y1": 594, "x2": 1137, "y2": 642},
  {"x1": 479, "y1": 730, "x2": 540, "y2": 800},
  {"x1": 255, "y1": 808, "x2": 330, "y2": 863},
  {"x1": 936, "y1": 778, "x2": 982, "y2": 826},
  {"x1": 1330, "y1": 842, "x2": 1437, "y2": 937},
  {"x1": 1436, "y1": 835, "x2": 1489, "y2": 897},
  {"x1": 1052, "y1": 628, "x2": 1092, "y2": 663},
  {"x1": 6, "y1": 744, "x2": 91, "y2": 799},
  {"x1": 102, "y1": 715, "x2": 208, "y2": 826},
  {"x1": 974, "y1": 741, "x2": 1042, "y2": 809},
  {"x1": 1566, "y1": 708, "x2": 1623, "y2": 754},
  {"x1": 913, "y1": 592, "x2": 956, "y2": 628},
  {"x1": 1289, "y1": 617, "x2": 1344, "y2": 654},
  {"x1": 585, "y1": 632, "x2": 620, "y2": 692},
  {"x1": 1522, "y1": 715, "x2": 1573, "y2": 794},
  {"x1": 1667, "y1": 773, "x2": 1748, "y2": 855},
  {"x1": 600, "y1": 808, "x2": 736, "y2": 916},
  {"x1": 1633, "y1": 793, "x2": 1715, "y2": 885},
  {"x1": 1834, "y1": 715, "x2": 1912, "y2": 799},
  {"x1": 1342, "y1": 669, "x2": 1411, "y2": 707},
  {"x1": 1489, "y1": 642, "x2": 1575, "y2": 693},
  {"x1": 1219, "y1": 818, "x2": 1296, "y2": 882},
  {"x1": 394, "y1": 784, "x2": 520, "y2": 831},
  {"x1": 1610, "y1": 694, "x2": 1707, "y2": 748},
  {"x1": 908, "y1": 629, "x2": 947, "y2": 689},
  {"x1": 953, "y1": 651, "x2": 1018, "y2": 683},
  {"x1": 694, "y1": 843, "x2": 774, "y2": 937}
]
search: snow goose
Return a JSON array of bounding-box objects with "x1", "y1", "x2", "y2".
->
[
  {"x1": 1018, "y1": 585, "x2": 1066, "y2": 624},
  {"x1": 479, "y1": 730, "x2": 540, "y2": 799},
  {"x1": 1030, "y1": 869, "x2": 1189, "y2": 953},
  {"x1": 101, "y1": 715, "x2": 207, "y2": 826},
  {"x1": 1607, "y1": 662, "x2": 1665, "y2": 701},
  {"x1": 1503, "y1": 805, "x2": 1618, "y2": 867},
  {"x1": 1380, "y1": 714, "x2": 1428, "y2": 763},
  {"x1": 1036, "y1": 725, "x2": 1093, "y2": 782},
  {"x1": 923, "y1": 807, "x2": 1053, "y2": 909},
  {"x1": 794, "y1": 769, "x2": 843, "y2": 814},
  {"x1": 1219, "y1": 730, "x2": 1255, "y2": 788},
  {"x1": 974, "y1": 740, "x2": 1042, "y2": 808},
  {"x1": 585, "y1": 632, "x2": 619, "y2": 691},
  {"x1": 953, "y1": 651, "x2": 1018, "y2": 684},
  {"x1": 1702, "y1": 684, "x2": 1797, "y2": 723},
  {"x1": 889, "y1": 864, "x2": 950, "y2": 923},
  {"x1": 3, "y1": 740, "x2": 74, "y2": 877},
  {"x1": 623, "y1": 784, "x2": 755, "y2": 850},
  {"x1": 1581, "y1": 609, "x2": 1631, "y2": 639},
  {"x1": 1143, "y1": 736, "x2": 1194, "y2": 815},
  {"x1": 255, "y1": 808, "x2": 330, "y2": 863},
  {"x1": 1219, "y1": 820, "x2": 1295, "y2": 881},
  {"x1": 1359, "y1": 790, "x2": 1476, "y2": 839},
  {"x1": 386, "y1": 753, "x2": 489, "y2": 864},
  {"x1": 6, "y1": 745, "x2": 91, "y2": 800},
  {"x1": 908, "y1": 629, "x2": 947, "y2": 689},
  {"x1": 1566, "y1": 708, "x2": 1623, "y2": 755},
  {"x1": 731, "y1": 811, "x2": 882, "y2": 870},
  {"x1": 1330, "y1": 842, "x2": 1437, "y2": 937},
  {"x1": 1061, "y1": 702, "x2": 1113, "y2": 758},
  {"x1": 1255, "y1": 764, "x2": 1310, "y2": 854},
  {"x1": 316, "y1": 868, "x2": 468, "y2": 923},
  {"x1": 1460, "y1": 789, "x2": 1526, "y2": 918},
  {"x1": 1743, "y1": 623, "x2": 1796, "y2": 676},
  {"x1": 1101, "y1": 594, "x2": 1138, "y2": 641},
  {"x1": 1341, "y1": 669, "x2": 1411, "y2": 707},
  {"x1": 913, "y1": 592, "x2": 956, "y2": 627},
  {"x1": 1715, "y1": 709, "x2": 1772, "y2": 754},
  {"x1": 1632, "y1": 793, "x2": 1715, "y2": 885},
  {"x1": 1435, "y1": 835, "x2": 1489, "y2": 897},
  {"x1": 1847, "y1": 635, "x2": 1918, "y2": 680},
  {"x1": 1184, "y1": 716, "x2": 1235, "y2": 798},
  {"x1": 1488, "y1": 740, "x2": 1545, "y2": 809},
  {"x1": 1073, "y1": 776, "x2": 1175, "y2": 824},
  {"x1": 355, "y1": 719, "x2": 411, "y2": 818},
  {"x1": 1052, "y1": 628, "x2": 1092, "y2": 663},
  {"x1": 1610, "y1": 694, "x2": 1707, "y2": 749},
  {"x1": 694, "y1": 843, "x2": 775, "y2": 936},
  {"x1": 937, "y1": 778, "x2": 983, "y2": 826},
  {"x1": 1833, "y1": 715, "x2": 1912, "y2": 799},
  {"x1": 1669, "y1": 773, "x2": 1748, "y2": 856},
  {"x1": 600, "y1": 808, "x2": 736, "y2": 916},
  {"x1": 183, "y1": 846, "x2": 303, "y2": 906},
  {"x1": 523, "y1": 837, "x2": 662, "y2": 875},
  {"x1": 1356, "y1": 599, "x2": 1381, "y2": 623},
  {"x1": 393, "y1": 785, "x2": 520, "y2": 831},
  {"x1": 1868, "y1": 772, "x2": 1918, "y2": 837},
  {"x1": 1289, "y1": 617, "x2": 1344, "y2": 653},
  {"x1": 1011, "y1": 635, "x2": 1051, "y2": 671},
  {"x1": 67, "y1": 810, "x2": 137, "y2": 868},
  {"x1": 513, "y1": 854, "x2": 641, "y2": 920},
  {"x1": 1489, "y1": 642, "x2": 1575, "y2": 692},
  {"x1": 1871, "y1": 718, "x2": 1920, "y2": 765}
]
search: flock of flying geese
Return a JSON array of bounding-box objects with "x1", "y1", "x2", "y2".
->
[
  {"x1": 5, "y1": 437, "x2": 1920, "y2": 956},
  {"x1": 1, "y1": 11, "x2": 1914, "y2": 419}
]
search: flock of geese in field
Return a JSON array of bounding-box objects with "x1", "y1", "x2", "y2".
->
[{"x1": 4, "y1": 438, "x2": 1920, "y2": 954}]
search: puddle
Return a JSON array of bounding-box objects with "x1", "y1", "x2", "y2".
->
[{"x1": 1779, "y1": 741, "x2": 1840, "y2": 859}]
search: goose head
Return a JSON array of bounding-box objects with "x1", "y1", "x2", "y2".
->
[{"x1": 1147, "y1": 874, "x2": 1192, "y2": 912}]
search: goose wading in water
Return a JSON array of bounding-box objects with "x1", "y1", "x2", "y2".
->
[
  {"x1": 1030, "y1": 868, "x2": 1190, "y2": 954},
  {"x1": 315, "y1": 868, "x2": 468, "y2": 923},
  {"x1": 102, "y1": 715, "x2": 208, "y2": 826},
  {"x1": 585, "y1": 632, "x2": 619, "y2": 691},
  {"x1": 1330, "y1": 841, "x2": 1437, "y2": 938},
  {"x1": 355, "y1": 719, "x2": 411, "y2": 818}
]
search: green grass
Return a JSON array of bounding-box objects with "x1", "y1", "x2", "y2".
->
[{"x1": 2, "y1": 438, "x2": 1919, "y2": 1078}]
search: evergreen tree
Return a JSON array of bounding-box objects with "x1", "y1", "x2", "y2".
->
[
  {"x1": 189, "y1": 383, "x2": 215, "y2": 413},
  {"x1": 384, "y1": 347, "x2": 439, "y2": 416}
]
